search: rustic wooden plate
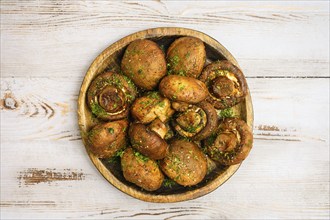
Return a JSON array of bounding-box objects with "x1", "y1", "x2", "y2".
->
[{"x1": 77, "y1": 27, "x2": 253, "y2": 203}]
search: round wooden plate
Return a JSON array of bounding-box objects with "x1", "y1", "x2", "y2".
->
[{"x1": 77, "y1": 27, "x2": 253, "y2": 203}]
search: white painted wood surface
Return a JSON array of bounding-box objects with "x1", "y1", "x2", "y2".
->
[{"x1": 1, "y1": 1, "x2": 329, "y2": 219}]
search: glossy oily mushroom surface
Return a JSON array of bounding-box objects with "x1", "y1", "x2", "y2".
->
[
  {"x1": 167, "y1": 36, "x2": 206, "y2": 78},
  {"x1": 129, "y1": 123, "x2": 168, "y2": 160},
  {"x1": 121, "y1": 39, "x2": 167, "y2": 90},
  {"x1": 159, "y1": 75, "x2": 208, "y2": 103},
  {"x1": 87, "y1": 119, "x2": 128, "y2": 158},
  {"x1": 121, "y1": 148, "x2": 164, "y2": 191},
  {"x1": 160, "y1": 139, "x2": 207, "y2": 186},
  {"x1": 199, "y1": 60, "x2": 248, "y2": 109}
]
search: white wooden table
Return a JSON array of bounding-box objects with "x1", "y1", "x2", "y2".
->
[{"x1": 1, "y1": 1, "x2": 329, "y2": 219}]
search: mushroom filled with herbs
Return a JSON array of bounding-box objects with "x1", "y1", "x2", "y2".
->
[
  {"x1": 199, "y1": 60, "x2": 248, "y2": 109},
  {"x1": 87, "y1": 72, "x2": 137, "y2": 120},
  {"x1": 84, "y1": 37, "x2": 253, "y2": 192},
  {"x1": 204, "y1": 118, "x2": 253, "y2": 165},
  {"x1": 171, "y1": 101, "x2": 218, "y2": 141}
]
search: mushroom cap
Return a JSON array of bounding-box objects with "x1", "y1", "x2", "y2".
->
[
  {"x1": 129, "y1": 123, "x2": 168, "y2": 160},
  {"x1": 121, "y1": 39, "x2": 166, "y2": 90},
  {"x1": 160, "y1": 139, "x2": 207, "y2": 186},
  {"x1": 159, "y1": 75, "x2": 208, "y2": 104},
  {"x1": 121, "y1": 148, "x2": 164, "y2": 191},
  {"x1": 87, "y1": 119, "x2": 128, "y2": 158},
  {"x1": 167, "y1": 36, "x2": 206, "y2": 78}
]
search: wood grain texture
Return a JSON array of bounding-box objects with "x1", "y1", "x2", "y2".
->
[{"x1": 1, "y1": 0, "x2": 329, "y2": 219}]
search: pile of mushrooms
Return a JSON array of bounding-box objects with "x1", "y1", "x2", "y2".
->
[{"x1": 85, "y1": 37, "x2": 253, "y2": 191}]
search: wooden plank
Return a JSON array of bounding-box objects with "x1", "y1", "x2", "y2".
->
[
  {"x1": 1, "y1": 1, "x2": 329, "y2": 78},
  {"x1": 1, "y1": 1, "x2": 329, "y2": 219},
  {"x1": 1, "y1": 77, "x2": 329, "y2": 143},
  {"x1": 0, "y1": 139, "x2": 328, "y2": 219}
]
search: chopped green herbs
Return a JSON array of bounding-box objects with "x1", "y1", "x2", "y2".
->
[
  {"x1": 159, "y1": 45, "x2": 165, "y2": 53},
  {"x1": 90, "y1": 102, "x2": 107, "y2": 117},
  {"x1": 108, "y1": 148, "x2": 125, "y2": 163},
  {"x1": 163, "y1": 178, "x2": 176, "y2": 188},
  {"x1": 169, "y1": 55, "x2": 180, "y2": 67},
  {"x1": 134, "y1": 151, "x2": 149, "y2": 162},
  {"x1": 218, "y1": 108, "x2": 235, "y2": 119},
  {"x1": 108, "y1": 127, "x2": 114, "y2": 134}
]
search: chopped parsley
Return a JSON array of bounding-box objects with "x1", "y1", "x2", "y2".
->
[
  {"x1": 90, "y1": 102, "x2": 107, "y2": 117},
  {"x1": 108, "y1": 127, "x2": 114, "y2": 134},
  {"x1": 218, "y1": 108, "x2": 235, "y2": 119},
  {"x1": 163, "y1": 178, "x2": 176, "y2": 188},
  {"x1": 134, "y1": 151, "x2": 149, "y2": 162}
]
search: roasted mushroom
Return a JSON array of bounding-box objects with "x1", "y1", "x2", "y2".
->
[
  {"x1": 159, "y1": 75, "x2": 208, "y2": 103},
  {"x1": 87, "y1": 119, "x2": 128, "y2": 158},
  {"x1": 160, "y1": 139, "x2": 207, "y2": 186},
  {"x1": 172, "y1": 101, "x2": 218, "y2": 141},
  {"x1": 130, "y1": 92, "x2": 174, "y2": 124},
  {"x1": 121, "y1": 39, "x2": 166, "y2": 90},
  {"x1": 87, "y1": 72, "x2": 137, "y2": 121},
  {"x1": 129, "y1": 123, "x2": 168, "y2": 160},
  {"x1": 121, "y1": 148, "x2": 164, "y2": 191},
  {"x1": 149, "y1": 118, "x2": 169, "y2": 139},
  {"x1": 204, "y1": 118, "x2": 253, "y2": 165},
  {"x1": 167, "y1": 37, "x2": 206, "y2": 78},
  {"x1": 199, "y1": 60, "x2": 247, "y2": 109}
]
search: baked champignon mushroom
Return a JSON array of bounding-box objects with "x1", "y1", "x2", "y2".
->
[
  {"x1": 199, "y1": 60, "x2": 247, "y2": 109},
  {"x1": 129, "y1": 123, "x2": 168, "y2": 160},
  {"x1": 204, "y1": 118, "x2": 253, "y2": 165},
  {"x1": 172, "y1": 101, "x2": 218, "y2": 141},
  {"x1": 167, "y1": 36, "x2": 206, "y2": 78},
  {"x1": 121, "y1": 39, "x2": 167, "y2": 90},
  {"x1": 130, "y1": 92, "x2": 174, "y2": 124},
  {"x1": 159, "y1": 75, "x2": 208, "y2": 104},
  {"x1": 87, "y1": 119, "x2": 128, "y2": 158},
  {"x1": 149, "y1": 118, "x2": 169, "y2": 139},
  {"x1": 160, "y1": 139, "x2": 207, "y2": 186},
  {"x1": 121, "y1": 148, "x2": 164, "y2": 191},
  {"x1": 87, "y1": 72, "x2": 137, "y2": 121}
]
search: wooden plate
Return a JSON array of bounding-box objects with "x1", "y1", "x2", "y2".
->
[{"x1": 77, "y1": 27, "x2": 253, "y2": 203}]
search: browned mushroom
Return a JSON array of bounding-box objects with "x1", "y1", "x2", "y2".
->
[
  {"x1": 167, "y1": 36, "x2": 206, "y2": 78},
  {"x1": 149, "y1": 118, "x2": 168, "y2": 139},
  {"x1": 160, "y1": 139, "x2": 207, "y2": 186},
  {"x1": 199, "y1": 60, "x2": 247, "y2": 109},
  {"x1": 87, "y1": 72, "x2": 137, "y2": 121},
  {"x1": 172, "y1": 101, "x2": 218, "y2": 141},
  {"x1": 121, "y1": 148, "x2": 164, "y2": 191},
  {"x1": 159, "y1": 75, "x2": 208, "y2": 103},
  {"x1": 121, "y1": 39, "x2": 167, "y2": 90},
  {"x1": 87, "y1": 119, "x2": 128, "y2": 158},
  {"x1": 130, "y1": 92, "x2": 174, "y2": 124},
  {"x1": 129, "y1": 123, "x2": 168, "y2": 160},
  {"x1": 204, "y1": 118, "x2": 253, "y2": 165}
]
